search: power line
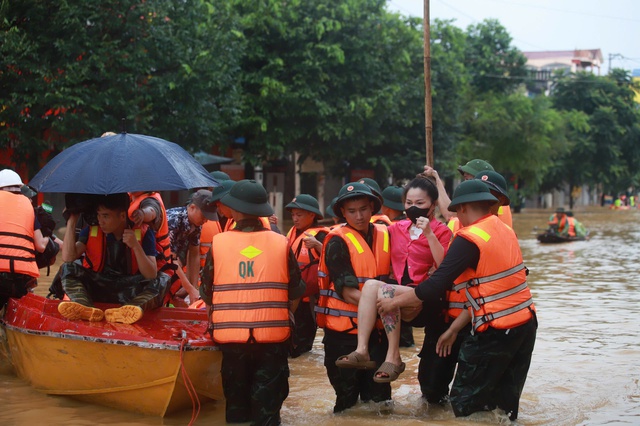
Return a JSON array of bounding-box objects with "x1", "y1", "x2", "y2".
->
[{"x1": 481, "y1": 0, "x2": 640, "y2": 24}]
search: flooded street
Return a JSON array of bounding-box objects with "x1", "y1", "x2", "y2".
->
[{"x1": 1, "y1": 207, "x2": 639, "y2": 425}]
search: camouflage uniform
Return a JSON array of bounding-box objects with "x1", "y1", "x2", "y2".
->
[
  {"x1": 321, "y1": 225, "x2": 392, "y2": 412},
  {"x1": 55, "y1": 226, "x2": 169, "y2": 310},
  {"x1": 220, "y1": 343, "x2": 289, "y2": 425},
  {"x1": 450, "y1": 316, "x2": 537, "y2": 421},
  {"x1": 200, "y1": 218, "x2": 304, "y2": 426}
]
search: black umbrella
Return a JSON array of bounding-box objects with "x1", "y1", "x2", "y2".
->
[{"x1": 29, "y1": 133, "x2": 218, "y2": 194}]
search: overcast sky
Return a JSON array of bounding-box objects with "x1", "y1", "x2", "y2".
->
[{"x1": 387, "y1": 0, "x2": 640, "y2": 74}]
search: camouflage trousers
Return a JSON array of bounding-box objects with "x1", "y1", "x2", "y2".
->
[
  {"x1": 220, "y1": 343, "x2": 290, "y2": 426},
  {"x1": 56, "y1": 262, "x2": 169, "y2": 311},
  {"x1": 451, "y1": 315, "x2": 537, "y2": 421},
  {"x1": 0, "y1": 272, "x2": 37, "y2": 308},
  {"x1": 290, "y1": 299, "x2": 317, "y2": 358},
  {"x1": 323, "y1": 328, "x2": 392, "y2": 413},
  {"x1": 417, "y1": 322, "x2": 470, "y2": 405}
]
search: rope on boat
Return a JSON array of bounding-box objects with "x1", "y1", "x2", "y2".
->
[{"x1": 180, "y1": 333, "x2": 201, "y2": 425}]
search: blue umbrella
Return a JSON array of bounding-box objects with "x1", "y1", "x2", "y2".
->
[{"x1": 29, "y1": 133, "x2": 218, "y2": 194}]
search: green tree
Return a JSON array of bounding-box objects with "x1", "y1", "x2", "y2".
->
[
  {"x1": 464, "y1": 19, "x2": 528, "y2": 95},
  {"x1": 230, "y1": 0, "x2": 430, "y2": 178},
  {"x1": 550, "y1": 70, "x2": 640, "y2": 198},
  {"x1": 1, "y1": 0, "x2": 242, "y2": 175},
  {"x1": 459, "y1": 92, "x2": 571, "y2": 194}
]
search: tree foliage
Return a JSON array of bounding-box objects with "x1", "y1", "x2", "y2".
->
[
  {"x1": 1, "y1": 0, "x2": 242, "y2": 175},
  {"x1": 550, "y1": 70, "x2": 640, "y2": 193}
]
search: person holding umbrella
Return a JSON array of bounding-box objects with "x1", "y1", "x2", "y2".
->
[{"x1": 57, "y1": 193, "x2": 168, "y2": 324}]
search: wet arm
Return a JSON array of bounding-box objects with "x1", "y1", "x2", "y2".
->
[{"x1": 61, "y1": 214, "x2": 85, "y2": 262}]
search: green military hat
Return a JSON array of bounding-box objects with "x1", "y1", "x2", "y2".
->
[
  {"x1": 334, "y1": 182, "x2": 382, "y2": 219},
  {"x1": 475, "y1": 170, "x2": 510, "y2": 206},
  {"x1": 208, "y1": 179, "x2": 236, "y2": 203},
  {"x1": 210, "y1": 170, "x2": 231, "y2": 181},
  {"x1": 325, "y1": 196, "x2": 338, "y2": 218},
  {"x1": 221, "y1": 179, "x2": 273, "y2": 217},
  {"x1": 458, "y1": 159, "x2": 494, "y2": 177},
  {"x1": 448, "y1": 180, "x2": 498, "y2": 212},
  {"x1": 381, "y1": 185, "x2": 404, "y2": 212},
  {"x1": 285, "y1": 194, "x2": 323, "y2": 219},
  {"x1": 358, "y1": 177, "x2": 383, "y2": 200},
  {"x1": 555, "y1": 207, "x2": 565, "y2": 214}
]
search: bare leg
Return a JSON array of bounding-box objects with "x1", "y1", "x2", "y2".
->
[
  {"x1": 379, "y1": 284, "x2": 403, "y2": 365},
  {"x1": 352, "y1": 279, "x2": 385, "y2": 359},
  {"x1": 375, "y1": 284, "x2": 419, "y2": 380}
]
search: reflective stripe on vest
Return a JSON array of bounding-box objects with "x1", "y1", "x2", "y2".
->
[
  {"x1": 83, "y1": 225, "x2": 145, "y2": 274},
  {"x1": 199, "y1": 220, "x2": 222, "y2": 267},
  {"x1": 0, "y1": 192, "x2": 39, "y2": 277},
  {"x1": 315, "y1": 224, "x2": 390, "y2": 334},
  {"x1": 453, "y1": 215, "x2": 535, "y2": 333},
  {"x1": 211, "y1": 230, "x2": 290, "y2": 344}
]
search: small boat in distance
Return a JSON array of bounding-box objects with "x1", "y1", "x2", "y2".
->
[
  {"x1": 536, "y1": 230, "x2": 589, "y2": 244},
  {"x1": 0, "y1": 293, "x2": 223, "y2": 417}
]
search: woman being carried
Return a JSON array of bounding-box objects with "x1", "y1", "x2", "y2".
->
[{"x1": 335, "y1": 176, "x2": 452, "y2": 385}]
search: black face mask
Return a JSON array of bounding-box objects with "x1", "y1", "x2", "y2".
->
[{"x1": 405, "y1": 205, "x2": 433, "y2": 224}]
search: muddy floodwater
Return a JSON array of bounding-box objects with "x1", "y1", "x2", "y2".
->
[{"x1": 1, "y1": 207, "x2": 639, "y2": 425}]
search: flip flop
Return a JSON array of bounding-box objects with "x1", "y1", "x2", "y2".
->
[
  {"x1": 335, "y1": 351, "x2": 377, "y2": 369},
  {"x1": 373, "y1": 361, "x2": 406, "y2": 383}
]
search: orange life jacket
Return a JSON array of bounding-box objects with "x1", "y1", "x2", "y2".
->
[
  {"x1": 286, "y1": 225, "x2": 329, "y2": 270},
  {"x1": 224, "y1": 217, "x2": 271, "y2": 232},
  {"x1": 451, "y1": 215, "x2": 535, "y2": 333},
  {"x1": 445, "y1": 217, "x2": 466, "y2": 320},
  {"x1": 210, "y1": 230, "x2": 291, "y2": 344},
  {"x1": 447, "y1": 217, "x2": 461, "y2": 234},
  {"x1": 128, "y1": 192, "x2": 171, "y2": 271},
  {"x1": 82, "y1": 225, "x2": 147, "y2": 274},
  {"x1": 497, "y1": 205, "x2": 513, "y2": 228},
  {"x1": 287, "y1": 225, "x2": 329, "y2": 301},
  {"x1": 561, "y1": 216, "x2": 576, "y2": 237},
  {"x1": 371, "y1": 214, "x2": 392, "y2": 226},
  {"x1": 315, "y1": 224, "x2": 390, "y2": 334},
  {"x1": 0, "y1": 191, "x2": 39, "y2": 278},
  {"x1": 199, "y1": 220, "x2": 222, "y2": 268}
]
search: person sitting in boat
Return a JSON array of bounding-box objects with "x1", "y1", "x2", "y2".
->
[
  {"x1": 0, "y1": 169, "x2": 51, "y2": 308},
  {"x1": 200, "y1": 179, "x2": 304, "y2": 425},
  {"x1": 548, "y1": 207, "x2": 566, "y2": 231},
  {"x1": 57, "y1": 193, "x2": 170, "y2": 324},
  {"x1": 562, "y1": 211, "x2": 588, "y2": 239}
]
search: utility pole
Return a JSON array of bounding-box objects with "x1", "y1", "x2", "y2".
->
[
  {"x1": 608, "y1": 53, "x2": 623, "y2": 74},
  {"x1": 424, "y1": 0, "x2": 433, "y2": 167}
]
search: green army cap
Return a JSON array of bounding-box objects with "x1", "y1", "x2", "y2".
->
[
  {"x1": 448, "y1": 180, "x2": 498, "y2": 212},
  {"x1": 208, "y1": 179, "x2": 236, "y2": 203},
  {"x1": 458, "y1": 159, "x2": 494, "y2": 177},
  {"x1": 358, "y1": 177, "x2": 384, "y2": 203},
  {"x1": 210, "y1": 170, "x2": 231, "y2": 181},
  {"x1": 221, "y1": 179, "x2": 273, "y2": 217},
  {"x1": 475, "y1": 170, "x2": 510, "y2": 206},
  {"x1": 334, "y1": 182, "x2": 382, "y2": 219},
  {"x1": 381, "y1": 185, "x2": 404, "y2": 212},
  {"x1": 285, "y1": 194, "x2": 323, "y2": 219},
  {"x1": 325, "y1": 196, "x2": 339, "y2": 218}
]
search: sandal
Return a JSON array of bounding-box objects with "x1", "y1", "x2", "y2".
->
[
  {"x1": 373, "y1": 361, "x2": 406, "y2": 383},
  {"x1": 335, "y1": 351, "x2": 377, "y2": 369}
]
